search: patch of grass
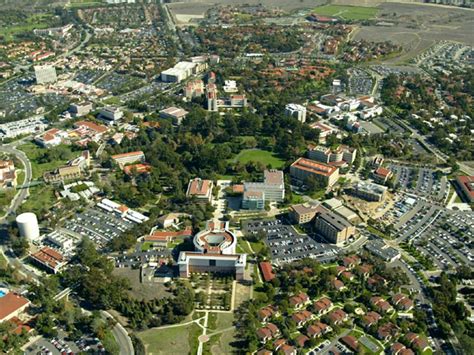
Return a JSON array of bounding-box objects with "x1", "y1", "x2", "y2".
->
[
  {"x1": 141, "y1": 242, "x2": 153, "y2": 252},
  {"x1": 0, "y1": 14, "x2": 56, "y2": 41},
  {"x1": 18, "y1": 185, "x2": 56, "y2": 216},
  {"x1": 0, "y1": 189, "x2": 15, "y2": 214},
  {"x1": 312, "y1": 5, "x2": 379, "y2": 21},
  {"x1": 233, "y1": 149, "x2": 285, "y2": 169},
  {"x1": 100, "y1": 329, "x2": 119, "y2": 355},
  {"x1": 17, "y1": 142, "x2": 75, "y2": 180},
  {"x1": 138, "y1": 323, "x2": 201, "y2": 355},
  {"x1": 248, "y1": 240, "x2": 265, "y2": 254}
]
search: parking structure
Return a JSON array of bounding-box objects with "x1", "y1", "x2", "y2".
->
[{"x1": 242, "y1": 218, "x2": 339, "y2": 265}]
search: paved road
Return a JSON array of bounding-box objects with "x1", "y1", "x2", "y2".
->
[
  {"x1": 0, "y1": 142, "x2": 33, "y2": 220},
  {"x1": 101, "y1": 311, "x2": 135, "y2": 355}
]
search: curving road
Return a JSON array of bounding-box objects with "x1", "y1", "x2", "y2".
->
[
  {"x1": 101, "y1": 311, "x2": 135, "y2": 355},
  {"x1": 0, "y1": 142, "x2": 32, "y2": 221}
]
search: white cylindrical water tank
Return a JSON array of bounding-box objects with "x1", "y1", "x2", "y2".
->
[{"x1": 16, "y1": 213, "x2": 40, "y2": 241}]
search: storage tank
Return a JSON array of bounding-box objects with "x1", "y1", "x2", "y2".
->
[{"x1": 16, "y1": 213, "x2": 40, "y2": 241}]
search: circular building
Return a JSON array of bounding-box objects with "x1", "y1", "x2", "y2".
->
[
  {"x1": 193, "y1": 220, "x2": 237, "y2": 255},
  {"x1": 16, "y1": 212, "x2": 40, "y2": 241}
]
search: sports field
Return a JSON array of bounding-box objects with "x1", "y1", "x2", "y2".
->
[
  {"x1": 234, "y1": 149, "x2": 285, "y2": 169},
  {"x1": 312, "y1": 5, "x2": 379, "y2": 21}
]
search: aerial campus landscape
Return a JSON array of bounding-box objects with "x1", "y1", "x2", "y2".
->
[{"x1": 0, "y1": 0, "x2": 473, "y2": 354}]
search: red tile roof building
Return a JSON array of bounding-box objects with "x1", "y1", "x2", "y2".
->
[
  {"x1": 0, "y1": 293, "x2": 31, "y2": 322},
  {"x1": 259, "y1": 261, "x2": 276, "y2": 282},
  {"x1": 30, "y1": 247, "x2": 65, "y2": 274},
  {"x1": 456, "y1": 175, "x2": 474, "y2": 202}
]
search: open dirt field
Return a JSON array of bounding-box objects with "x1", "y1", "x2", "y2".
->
[
  {"x1": 168, "y1": 0, "x2": 326, "y2": 16},
  {"x1": 353, "y1": 2, "x2": 474, "y2": 63}
]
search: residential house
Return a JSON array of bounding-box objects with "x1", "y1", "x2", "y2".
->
[
  {"x1": 313, "y1": 297, "x2": 332, "y2": 315},
  {"x1": 292, "y1": 310, "x2": 313, "y2": 328},
  {"x1": 342, "y1": 255, "x2": 360, "y2": 268},
  {"x1": 257, "y1": 323, "x2": 280, "y2": 342},
  {"x1": 258, "y1": 306, "x2": 277, "y2": 322},
  {"x1": 331, "y1": 278, "x2": 345, "y2": 291},
  {"x1": 340, "y1": 335, "x2": 359, "y2": 352},
  {"x1": 391, "y1": 294, "x2": 414, "y2": 311},
  {"x1": 361, "y1": 311, "x2": 381, "y2": 329},
  {"x1": 377, "y1": 322, "x2": 399, "y2": 341},
  {"x1": 406, "y1": 333, "x2": 430, "y2": 352},
  {"x1": 370, "y1": 296, "x2": 394, "y2": 314},
  {"x1": 289, "y1": 292, "x2": 310, "y2": 309},
  {"x1": 327, "y1": 309, "x2": 348, "y2": 325},
  {"x1": 295, "y1": 334, "x2": 309, "y2": 348},
  {"x1": 307, "y1": 322, "x2": 330, "y2": 338}
]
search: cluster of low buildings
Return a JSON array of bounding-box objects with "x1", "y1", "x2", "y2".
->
[
  {"x1": 0, "y1": 159, "x2": 17, "y2": 188},
  {"x1": 0, "y1": 116, "x2": 48, "y2": 139}
]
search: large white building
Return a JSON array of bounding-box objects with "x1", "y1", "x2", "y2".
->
[
  {"x1": 99, "y1": 106, "x2": 123, "y2": 124},
  {"x1": 34, "y1": 65, "x2": 57, "y2": 85},
  {"x1": 0, "y1": 116, "x2": 47, "y2": 139},
  {"x1": 178, "y1": 220, "x2": 246, "y2": 280},
  {"x1": 243, "y1": 170, "x2": 285, "y2": 203},
  {"x1": 308, "y1": 145, "x2": 357, "y2": 166},
  {"x1": 161, "y1": 61, "x2": 206, "y2": 83},
  {"x1": 285, "y1": 103, "x2": 307, "y2": 123}
]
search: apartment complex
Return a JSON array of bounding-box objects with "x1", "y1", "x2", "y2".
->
[
  {"x1": 314, "y1": 206, "x2": 355, "y2": 245},
  {"x1": 186, "y1": 178, "x2": 214, "y2": 203},
  {"x1": 308, "y1": 145, "x2": 357, "y2": 166},
  {"x1": 290, "y1": 158, "x2": 339, "y2": 188}
]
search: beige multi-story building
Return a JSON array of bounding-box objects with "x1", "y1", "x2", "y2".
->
[
  {"x1": 290, "y1": 158, "x2": 339, "y2": 188},
  {"x1": 308, "y1": 145, "x2": 357, "y2": 166},
  {"x1": 289, "y1": 203, "x2": 322, "y2": 224},
  {"x1": 111, "y1": 151, "x2": 145, "y2": 169},
  {"x1": 314, "y1": 206, "x2": 355, "y2": 245}
]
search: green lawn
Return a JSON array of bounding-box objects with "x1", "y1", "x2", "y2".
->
[
  {"x1": 0, "y1": 189, "x2": 15, "y2": 214},
  {"x1": 17, "y1": 143, "x2": 74, "y2": 180},
  {"x1": 18, "y1": 185, "x2": 56, "y2": 216},
  {"x1": 0, "y1": 14, "x2": 56, "y2": 41},
  {"x1": 138, "y1": 323, "x2": 201, "y2": 355},
  {"x1": 233, "y1": 149, "x2": 285, "y2": 169},
  {"x1": 101, "y1": 329, "x2": 120, "y2": 355},
  {"x1": 312, "y1": 5, "x2": 379, "y2": 21},
  {"x1": 141, "y1": 242, "x2": 153, "y2": 252}
]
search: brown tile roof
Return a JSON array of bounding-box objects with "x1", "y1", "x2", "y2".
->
[
  {"x1": 0, "y1": 293, "x2": 30, "y2": 321},
  {"x1": 259, "y1": 261, "x2": 276, "y2": 282},
  {"x1": 30, "y1": 247, "x2": 64, "y2": 270},
  {"x1": 291, "y1": 158, "x2": 338, "y2": 177}
]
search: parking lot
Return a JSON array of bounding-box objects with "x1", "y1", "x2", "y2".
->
[
  {"x1": 63, "y1": 207, "x2": 135, "y2": 247},
  {"x1": 412, "y1": 210, "x2": 474, "y2": 270},
  {"x1": 25, "y1": 332, "x2": 104, "y2": 355},
  {"x1": 388, "y1": 164, "x2": 447, "y2": 201},
  {"x1": 242, "y1": 219, "x2": 339, "y2": 265}
]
